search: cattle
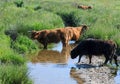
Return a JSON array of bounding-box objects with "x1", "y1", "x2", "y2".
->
[
  {"x1": 65, "y1": 25, "x2": 88, "y2": 43},
  {"x1": 31, "y1": 25, "x2": 88, "y2": 49},
  {"x1": 78, "y1": 5, "x2": 92, "y2": 10},
  {"x1": 31, "y1": 29, "x2": 66, "y2": 49},
  {"x1": 70, "y1": 38, "x2": 119, "y2": 66}
]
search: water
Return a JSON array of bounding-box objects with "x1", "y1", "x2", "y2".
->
[
  {"x1": 27, "y1": 42, "x2": 120, "y2": 84},
  {"x1": 27, "y1": 42, "x2": 83, "y2": 84},
  {"x1": 114, "y1": 70, "x2": 120, "y2": 84}
]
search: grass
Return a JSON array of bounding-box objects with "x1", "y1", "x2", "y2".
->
[
  {"x1": 12, "y1": 35, "x2": 39, "y2": 54},
  {"x1": 0, "y1": 64, "x2": 32, "y2": 84},
  {"x1": 0, "y1": 34, "x2": 25, "y2": 64}
]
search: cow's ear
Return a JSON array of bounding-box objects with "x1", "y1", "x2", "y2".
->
[
  {"x1": 35, "y1": 32, "x2": 40, "y2": 35},
  {"x1": 82, "y1": 25, "x2": 88, "y2": 30},
  {"x1": 80, "y1": 25, "x2": 88, "y2": 34}
]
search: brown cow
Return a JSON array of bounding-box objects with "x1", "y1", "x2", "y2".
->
[
  {"x1": 78, "y1": 5, "x2": 92, "y2": 10},
  {"x1": 31, "y1": 25, "x2": 88, "y2": 49},
  {"x1": 65, "y1": 25, "x2": 88, "y2": 43},
  {"x1": 31, "y1": 29, "x2": 67, "y2": 49},
  {"x1": 70, "y1": 38, "x2": 119, "y2": 66}
]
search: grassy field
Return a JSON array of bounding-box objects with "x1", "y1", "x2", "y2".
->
[{"x1": 0, "y1": 0, "x2": 120, "y2": 83}]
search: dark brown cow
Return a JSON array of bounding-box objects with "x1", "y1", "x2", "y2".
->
[
  {"x1": 31, "y1": 29, "x2": 67, "y2": 49},
  {"x1": 78, "y1": 5, "x2": 92, "y2": 10},
  {"x1": 31, "y1": 25, "x2": 88, "y2": 49},
  {"x1": 70, "y1": 38, "x2": 119, "y2": 66}
]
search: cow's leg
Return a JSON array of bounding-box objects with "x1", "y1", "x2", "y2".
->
[
  {"x1": 99, "y1": 55, "x2": 109, "y2": 67},
  {"x1": 110, "y1": 52, "x2": 115, "y2": 64},
  {"x1": 113, "y1": 54, "x2": 119, "y2": 66},
  {"x1": 43, "y1": 43, "x2": 47, "y2": 49},
  {"x1": 103, "y1": 55, "x2": 109, "y2": 65},
  {"x1": 78, "y1": 55, "x2": 82, "y2": 63},
  {"x1": 88, "y1": 55, "x2": 92, "y2": 64},
  {"x1": 62, "y1": 39, "x2": 68, "y2": 47},
  {"x1": 110, "y1": 57, "x2": 112, "y2": 64}
]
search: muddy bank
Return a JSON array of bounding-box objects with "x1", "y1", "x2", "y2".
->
[{"x1": 71, "y1": 56, "x2": 120, "y2": 84}]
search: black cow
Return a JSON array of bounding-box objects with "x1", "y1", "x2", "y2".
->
[{"x1": 70, "y1": 38, "x2": 119, "y2": 66}]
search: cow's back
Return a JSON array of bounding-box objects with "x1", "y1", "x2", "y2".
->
[{"x1": 77, "y1": 39, "x2": 115, "y2": 55}]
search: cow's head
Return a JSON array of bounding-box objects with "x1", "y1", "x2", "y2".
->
[
  {"x1": 88, "y1": 6, "x2": 92, "y2": 9},
  {"x1": 70, "y1": 47, "x2": 79, "y2": 59},
  {"x1": 82, "y1": 25, "x2": 89, "y2": 30},
  {"x1": 80, "y1": 25, "x2": 89, "y2": 34},
  {"x1": 31, "y1": 30, "x2": 41, "y2": 39}
]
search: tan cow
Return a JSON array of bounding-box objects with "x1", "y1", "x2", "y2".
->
[
  {"x1": 65, "y1": 25, "x2": 88, "y2": 43},
  {"x1": 78, "y1": 5, "x2": 92, "y2": 10},
  {"x1": 31, "y1": 25, "x2": 88, "y2": 49}
]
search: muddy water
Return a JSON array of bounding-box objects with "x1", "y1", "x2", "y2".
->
[
  {"x1": 27, "y1": 42, "x2": 84, "y2": 84},
  {"x1": 27, "y1": 42, "x2": 120, "y2": 84}
]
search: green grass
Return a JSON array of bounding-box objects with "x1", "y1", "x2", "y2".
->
[
  {"x1": 0, "y1": 6, "x2": 64, "y2": 35},
  {"x1": 12, "y1": 35, "x2": 39, "y2": 54},
  {"x1": 0, "y1": 64, "x2": 32, "y2": 84},
  {"x1": 0, "y1": 34, "x2": 25, "y2": 64}
]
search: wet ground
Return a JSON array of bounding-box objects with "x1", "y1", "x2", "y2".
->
[{"x1": 27, "y1": 42, "x2": 120, "y2": 84}]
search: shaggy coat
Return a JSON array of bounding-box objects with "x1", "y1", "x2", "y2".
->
[
  {"x1": 70, "y1": 39, "x2": 118, "y2": 66},
  {"x1": 65, "y1": 25, "x2": 88, "y2": 43},
  {"x1": 31, "y1": 25, "x2": 88, "y2": 49}
]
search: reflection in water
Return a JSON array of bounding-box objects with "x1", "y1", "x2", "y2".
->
[
  {"x1": 70, "y1": 67, "x2": 84, "y2": 84},
  {"x1": 28, "y1": 42, "x2": 84, "y2": 84},
  {"x1": 30, "y1": 44, "x2": 73, "y2": 64}
]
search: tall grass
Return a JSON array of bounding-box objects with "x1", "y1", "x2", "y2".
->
[
  {"x1": 0, "y1": 34, "x2": 25, "y2": 64},
  {"x1": 0, "y1": 6, "x2": 64, "y2": 34},
  {"x1": 0, "y1": 64, "x2": 32, "y2": 84},
  {"x1": 12, "y1": 35, "x2": 38, "y2": 54}
]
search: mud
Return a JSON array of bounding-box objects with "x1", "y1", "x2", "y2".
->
[{"x1": 71, "y1": 56, "x2": 119, "y2": 84}]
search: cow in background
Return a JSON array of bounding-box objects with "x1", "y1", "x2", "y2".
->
[{"x1": 78, "y1": 5, "x2": 92, "y2": 10}]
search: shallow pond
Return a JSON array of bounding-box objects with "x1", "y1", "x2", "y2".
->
[{"x1": 27, "y1": 42, "x2": 120, "y2": 84}]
